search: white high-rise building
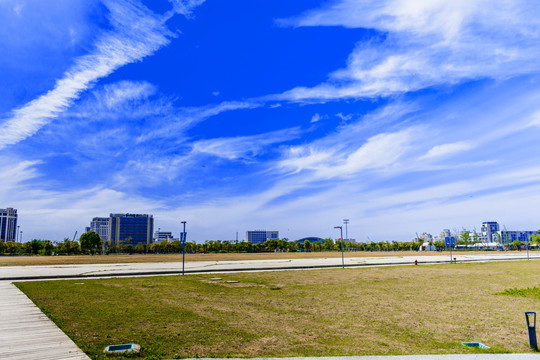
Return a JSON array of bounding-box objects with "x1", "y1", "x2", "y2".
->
[{"x1": 89, "y1": 217, "x2": 110, "y2": 241}]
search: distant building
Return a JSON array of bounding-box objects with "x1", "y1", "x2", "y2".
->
[
  {"x1": 480, "y1": 222, "x2": 500, "y2": 243},
  {"x1": 154, "y1": 231, "x2": 176, "y2": 243},
  {"x1": 246, "y1": 230, "x2": 279, "y2": 244},
  {"x1": 109, "y1": 213, "x2": 154, "y2": 246},
  {"x1": 89, "y1": 217, "x2": 110, "y2": 241},
  {"x1": 295, "y1": 237, "x2": 324, "y2": 244},
  {"x1": 0, "y1": 208, "x2": 17, "y2": 242},
  {"x1": 419, "y1": 233, "x2": 433, "y2": 242},
  {"x1": 499, "y1": 230, "x2": 535, "y2": 244}
]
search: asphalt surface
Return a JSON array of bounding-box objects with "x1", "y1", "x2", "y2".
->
[{"x1": 1, "y1": 252, "x2": 539, "y2": 281}]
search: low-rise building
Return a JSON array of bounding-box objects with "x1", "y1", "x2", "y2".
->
[
  {"x1": 154, "y1": 231, "x2": 177, "y2": 243},
  {"x1": 246, "y1": 230, "x2": 279, "y2": 244}
]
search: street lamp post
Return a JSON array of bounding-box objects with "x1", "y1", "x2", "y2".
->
[
  {"x1": 334, "y1": 226, "x2": 344, "y2": 269},
  {"x1": 343, "y1": 219, "x2": 349, "y2": 242},
  {"x1": 181, "y1": 221, "x2": 186, "y2": 275}
]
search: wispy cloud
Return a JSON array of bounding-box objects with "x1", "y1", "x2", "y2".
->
[
  {"x1": 192, "y1": 127, "x2": 302, "y2": 160},
  {"x1": 278, "y1": 127, "x2": 417, "y2": 179},
  {"x1": 420, "y1": 141, "x2": 472, "y2": 160},
  {"x1": 0, "y1": 0, "x2": 203, "y2": 150},
  {"x1": 276, "y1": 0, "x2": 540, "y2": 101}
]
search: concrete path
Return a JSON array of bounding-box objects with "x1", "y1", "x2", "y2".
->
[
  {"x1": 0, "y1": 281, "x2": 90, "y2": 359},
  {"x1": 1, "y1": 252, "x2": 538, "y2": 281}
]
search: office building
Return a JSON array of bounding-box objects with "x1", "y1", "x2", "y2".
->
[
  {"x1": 480, "y1": 221, "x2": 500, "y2": 242},
  {"x1": 0, "y1": 208, "x2": 17, "y2": 242},
  {"x1": 246, "y1": 230, "x2": 279, "y2": 244},
  {"x1": 89, "y1": 217, "x2": 110, "y2": 241},
  {"x1": 499, "y1": 230, "x2": 535, "y2": 244},
  {"x1": 108, "y1": 213, "x2": 154, "y2": 246}
]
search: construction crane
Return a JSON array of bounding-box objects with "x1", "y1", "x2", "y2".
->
[{"x1": 72, "y1": 230, "x2": 77, "y2": 242}]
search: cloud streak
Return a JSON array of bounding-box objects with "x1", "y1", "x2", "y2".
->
[
  {"x1": 276, "y1": 0, "x2": 540, "y2": 101},
  {"x1": 0, "y1": 0, "x2": 202, "y2": 150}
]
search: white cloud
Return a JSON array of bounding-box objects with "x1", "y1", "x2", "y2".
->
[
  {"x1": 0, "y1": 0, "x2": 204, "y2": 150},
  {"x1": 420, "y1": 141, "x2": 472, "y2": 160},
  {"x1": 336, "y1": 112, "x2": 353, "y2": 121},
  {"x1": 138, "y1": 100, "x2": 263, "y2": 143},
  {"x1": 192, "y1": 127, "x2": 302, "y2": 160},
  {"x1": 279, "y1": 127, "x2": 416, "y2": 179},
  {"x1": 526, "y1": 110, "x2": 540, "y2": 128},
  {"x1": 100, "y1": 80, "x2": 157, "y2": 108},
  {"x1": 276, "y1": 0, "x2": 540, "y2": 101}
]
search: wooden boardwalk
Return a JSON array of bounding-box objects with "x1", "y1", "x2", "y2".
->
[{"x1": 0, "y1": 281, "x2": 90, "y2": 360}]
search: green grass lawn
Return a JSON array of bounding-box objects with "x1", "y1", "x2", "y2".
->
[{"x1": 15, "y1": 260, "x2": 540, "y2": 360}]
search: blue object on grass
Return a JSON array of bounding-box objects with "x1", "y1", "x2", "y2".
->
[{"x1": 461, "y1": 342, "x2": 489, "y2": 349}]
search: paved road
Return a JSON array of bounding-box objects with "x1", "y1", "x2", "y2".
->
[{"x1": 1, "y1": 252, "x2": 538, "y2": 280}]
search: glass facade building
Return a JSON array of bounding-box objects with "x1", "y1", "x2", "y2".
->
[
  {"x1": 246, "y1": 230, "x2": 279, "y2": 244},
  {"x1": 109, "y1": 213, "x2": 154, "y2": 246},
  {"x1": 500, "y1": 230, "x2": 535, "y2": 244},
  {"x1": 0, "y1": 207, "x2": 17, "y2": 242}
]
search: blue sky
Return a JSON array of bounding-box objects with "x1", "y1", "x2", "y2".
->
[{"x1": 3, "y1": 0, "x2": 540, "y2": 242}]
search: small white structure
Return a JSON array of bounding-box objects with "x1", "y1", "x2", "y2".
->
[
  {"x1": 472, "y1": 242, "x2": 502, "y2": 250},
  {"x1": 419, "y1": 242, "x2": 437, "y2": 251}
]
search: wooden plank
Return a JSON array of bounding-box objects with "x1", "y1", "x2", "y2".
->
[{"x1": 0, "y1": 282, "x2": 90, "y2": 360}]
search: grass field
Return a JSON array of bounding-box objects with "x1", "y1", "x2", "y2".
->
[
  {"x1": 0, "y1": 250, "x2": 518, "y2": 266},
  {"x1": 15, "y1": 260, "x2": 540, "y2": 360}
]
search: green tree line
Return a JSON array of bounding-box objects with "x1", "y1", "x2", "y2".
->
[
  {"x1": 0, "y1": 231, "x2": 428, "y2": 256},
  {"x1": 5, "y1": 231, "x2": 539, "y2": 256}
]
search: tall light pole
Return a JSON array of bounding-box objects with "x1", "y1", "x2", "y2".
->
[
  {"x1": 334, "y1": 226, "x2": 344, "y2": 269},
  {"x1": 181, "y1": 221, "x2": 186, "y2": 275},
  {"x1": 343, "y1": 219, "x2": 349, "y2": 242},
  {"x1": 527, "y1": 234, "x2": 530, "y2": 260}
]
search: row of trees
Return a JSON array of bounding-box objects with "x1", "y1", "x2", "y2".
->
[
  {"x1": 3, "y1": 231, "x2": 540, "y2": 256},
  {"x1": 1, "y1": 231, "x2": 427, "y2": 255}
]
